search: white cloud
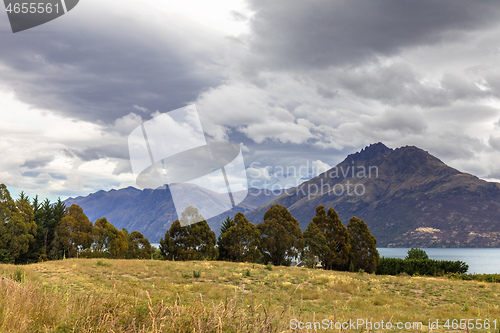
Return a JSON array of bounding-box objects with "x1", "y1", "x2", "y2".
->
[{"x1": 0, "y1": 89, "x2": 136, "y2": 200}]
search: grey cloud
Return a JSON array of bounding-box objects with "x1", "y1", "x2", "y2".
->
[
  {"x1": 427, "y1": 104, "x2": 499, "y2": 124},
  {"x1": 338, "y1": 63, "x2": 488, "y2": 107},
  {"x1": 0, "y1": 3, "x2": 224, "y2": 124},
  {"x1": 21, "y1": 156, "x2": 54, "y2": 169},
  {"x1": 488, "y1": 136, "x2": 500, "y2": 153},
  {"x1": 246, "y1": 0, "x2": 500, "y2": 70},
  {"x1": 67, "y1": 144, "x2": 130, "y2": 161},
  {"x1": 21, "y1": 171, "x2": 40, "y2": 178},
  {"x1": 112, "y1": 159, "x2": 132, "y2": 176},
  {"x1": 49, "y1": 173, "x2": 67, "y2": 180}
]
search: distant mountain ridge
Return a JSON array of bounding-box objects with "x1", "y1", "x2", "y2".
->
[
  {"x1": 64, "y1": 186, "x2": 281, "y2": 242},
  {"x1": 246, "y1": 143, "x2": 500, "y2": 247},
  {"x1": 66, "y1": 143, "x2": 500, "y2": 247}
]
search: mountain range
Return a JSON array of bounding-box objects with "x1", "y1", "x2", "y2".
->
[
  {"x1": 246, "y1": 143, "x2": 500, "y2": 247},
  {"x1": 65, "y1": 143, "x2": 500, "y2": 247},
  {"x1": 64, "y1": 186, "x2": 281, "y2": 242}
]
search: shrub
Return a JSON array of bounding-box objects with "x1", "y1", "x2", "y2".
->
[
  {"x1": 405, "y1": 248, "x2": 429, "y2": 260},
  {"x1": 376, "y1": 257, "x2": 468, "y2": 276}
]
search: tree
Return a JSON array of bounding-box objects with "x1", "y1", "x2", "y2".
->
[
  {"x1": 21, "y1": 196, "x2": 58, "y2": 262},
  {"x1": 302, "y1": 219, "x2": 328, "y2": 268},
  {"x1": 93, "y1": 217, "x2": 112, "y2": 253},
  {"x1": 52, "y1": 204, "x2": 93, "y2": 258},
  {"x1": 48, "y1": 198, "x2": 66, "y2": 259},
  {"x1": 126, "y1": 230, "x2": 151, "y2": 259},
  {"x1": 347, "y1": 216, "x2": 379, "y2": 273},
  {"x1": 16, "y1": 193, "x2": 43, "y2": 263},
  {"x1": 218, "y1": 212, "x2": 260, "y2": 262},
  {"x1": 257, "y1": 205, "x2": 303, "y2": 266},
  {"x1": 0, "y1": 185, "x2": 37, "y2": 263},
  {"x1": 217, "y1": 216, "x2": 235, "y2": 261},
  {"x1": 160, "y1": 206, "x2": 218, "y2": 261},
  {"x1": 406, "y1": 248, "x2": 428, "y2": 260},
  {"x1": 219, "y1": 216, "x2": 234, "y2": 235},
  {"x1": 92, "y1": 217, "x2": 128, "y2": 258},
  {"x1": 160, "y1": 220, "x2": 185, "y2": 260},
  {"x1": 312, "y1": 205, "x2": 350, "y2": 270},
  {"x1": 28, "y1": 195, "x2": 45, "y2": 261},
  {"x1": 109, "y1": 229, "x2": 128, "y2": 258}
]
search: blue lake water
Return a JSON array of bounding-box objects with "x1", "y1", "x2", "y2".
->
[{"x1": 377, "y1": 248, "x2": 500, "y2": 274}]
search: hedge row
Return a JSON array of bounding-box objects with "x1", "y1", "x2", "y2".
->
[
  {"x1": 448, "y1": 273, "x2": 500, "y2": 283},
  {"x1": 376, "y1": 257, "x2": 468, "y2": 276}
]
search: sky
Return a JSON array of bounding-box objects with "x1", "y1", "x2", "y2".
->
[{"x1": 2, "y1": 0, "x2": 500, "y2": 202}]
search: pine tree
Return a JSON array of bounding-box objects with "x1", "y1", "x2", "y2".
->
[
  {"x1": 347, "y1": 216, "x2": 379, "y2": 273},
  {"x1": 257, "y1": 205, "x2": 303, "y2": 266},
  {"x1": 217, "y1": 216, "x2": 235, "y2": 261}
]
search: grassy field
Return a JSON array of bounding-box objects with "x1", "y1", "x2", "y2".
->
[{"x1": 1, "y1": 259, "x2": 499, "y2": 332}]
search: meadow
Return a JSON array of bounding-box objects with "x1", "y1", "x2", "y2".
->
[{"x1": 1, "y1": 259, "x2": 499, "y2": 332}]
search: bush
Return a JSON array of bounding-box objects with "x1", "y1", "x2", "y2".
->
[
  {"x1": 449, "y1": 273, "x2": 500, "y2": 283},
  {"x1": 376, "y1": 257, "x2": 468, "y2": 276},
  {"x1": 405, "y1": 248, "x2": 429, "y2": 260}
]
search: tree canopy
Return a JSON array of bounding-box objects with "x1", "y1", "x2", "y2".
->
[
  {"x1": 0, "y1": 185, "x2": 37, "y2": 263},
  {"x1": 52, "y1": 204, "x2": 93, "y2": 258},
  {"x1": 160, "y1": 206, "x2": 218, "y2": 261},
  {"x1": 257, "y1": 204, "x2": 303, "y2": 266},
  {"x1": 218, "y1": 212, "x2": 260, "y2": 262},
  {"x1": 312, "y1": 205, "x2": 350, "y2": 270},
  {"x1": 405, "y1": 248, "x2": 429, "y2": 260},
  {"x1": 302, "y1": 218, "x2": 328, "y2": 268},
  {"x1": 347, "y1": 216, "x2": 379, "y2": 273}
]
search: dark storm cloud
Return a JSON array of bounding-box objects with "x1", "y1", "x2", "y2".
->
[
  {"x1": 246, "y1": 0, "x2": 500, "y2": 70},
  {"x1": 0, "y1": 4, "x2": 224, "y2": 124}
]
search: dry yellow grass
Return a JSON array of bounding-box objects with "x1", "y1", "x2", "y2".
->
[{"x1": 1, "y1": 259, "x2": 499, "y2": 332}]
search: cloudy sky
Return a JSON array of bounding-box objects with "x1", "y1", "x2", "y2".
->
[{"x1": 2, "y1": 0, "x2": 500, "y2": 201}]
